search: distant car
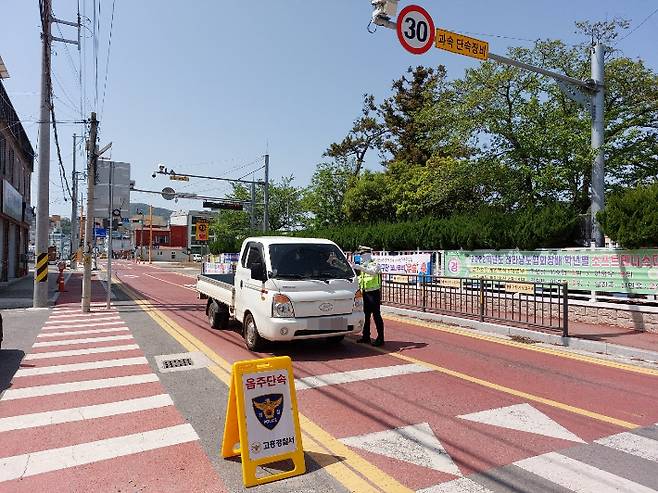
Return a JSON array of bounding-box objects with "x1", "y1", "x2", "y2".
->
[{"x1": 192, "y1": 254, "x2": 202, "y2": 262}]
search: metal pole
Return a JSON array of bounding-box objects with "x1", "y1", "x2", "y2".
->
[
  {"x1": 33, "y1": 0, "x2": 52, "y2": 308},
  {"x1": 106, "y1": 161, "x2": 113, "y2": 309},
  {"x1": 250, "y1": 181, "x2": 256, "y2": 230},
  {"x1": 590, "y1": 41, "x2": 606, "y2": 247},
  {"x1": 263, "y1": 154, "x2": 269, "y2": 232},
  {"x1": 140, "y1": 212, "x2": 144, "y2": 262},
  {"x1": 148, "y1": 205, "x2": 153, "y2": 264},
  {"x1": 81, "y1": 112, "x2": 98, "y2": 312},
  {"x1": 70, "y1": 134, "x2": 78, "y2": 269}
]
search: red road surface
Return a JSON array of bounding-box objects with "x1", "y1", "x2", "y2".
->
[{"x1": 111, "y1": 261, "x2": 658, "y2": 491}]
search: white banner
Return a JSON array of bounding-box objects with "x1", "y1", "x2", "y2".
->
[{"x1": 373, "y1": 253, "x2": 432, "y2": 276}]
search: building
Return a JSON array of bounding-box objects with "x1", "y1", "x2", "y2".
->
[
  {"x1": 0, "y1": 75, "x2": 34, "y2": 282},
  {"x1": 170, "y1": 210, "x2": 215, "y2": 255}
]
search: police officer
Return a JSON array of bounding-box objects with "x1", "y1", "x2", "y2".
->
[{"x1": 352, "y1": 246, "x2": 384, "y2": 346}]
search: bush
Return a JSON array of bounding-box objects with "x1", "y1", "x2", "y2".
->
[
  {"x1": 296, "y1": 204, "x2": 579, "y2": 251},
  {"x1": 598, "y1": 183, "x2": 658, "y2": 248}
]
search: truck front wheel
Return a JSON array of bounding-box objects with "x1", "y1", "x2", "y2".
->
[{"x1": 243, "y1": 313, "x2": 265, "y2": 352}]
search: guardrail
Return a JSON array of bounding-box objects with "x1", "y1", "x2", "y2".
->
[{"x1": 380, "y1": 274, "x2": 568, "y2": 336}]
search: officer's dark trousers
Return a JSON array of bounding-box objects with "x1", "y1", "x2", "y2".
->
[{"x1": 363, "y1": 289, "x2": 384, "y2": 341}]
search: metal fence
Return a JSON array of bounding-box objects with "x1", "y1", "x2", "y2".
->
[{"x1": 380, "y1": 274, "x2": 569, "y2": 336}]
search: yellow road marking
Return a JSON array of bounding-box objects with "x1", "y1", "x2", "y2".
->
[
  {"x1": 368, "y1": 344, "x2": 639, "y2": 429},
  {"x1": 116, "y1": 279, "x2": 411, "y2": 493},
  {"x1": 384, "y1": 313, "x2": 658, "y2": 377}
]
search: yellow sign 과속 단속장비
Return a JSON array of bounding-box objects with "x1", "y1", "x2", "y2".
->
[
  {"x1": 435, "y1": 28, "x2": 488, "y2": 60},
  {"x1": 221, "y1": 356, "x2": 305, "y2": 487}
]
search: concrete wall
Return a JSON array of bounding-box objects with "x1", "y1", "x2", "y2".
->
[{"x1": 569, "y1": 302, "x2": 658, "y2": 333}]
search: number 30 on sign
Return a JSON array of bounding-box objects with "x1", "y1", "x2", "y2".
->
[{"x1": 396, "y1": 4, "x2": 435, "y2": 54}]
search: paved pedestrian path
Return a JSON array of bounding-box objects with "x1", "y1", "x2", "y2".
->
[{"x1": 0, "y1": 275, "x2": 227, "y2": 492}]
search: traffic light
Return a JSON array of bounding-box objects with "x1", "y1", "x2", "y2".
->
[{"x1": 203, "y1": 201, "x2": 243, "y2": 211}]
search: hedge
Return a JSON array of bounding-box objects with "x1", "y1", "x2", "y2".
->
[{"x1": 598, "y1": 183, "x2": 658, "y2": 248}]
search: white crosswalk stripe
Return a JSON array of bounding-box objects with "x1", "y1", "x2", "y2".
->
[
  {"x1": 24, "y1": 344, "x2": 140, "y2": 360},
  {"x1": 596, "y1": 431, "x2": 658, "y2": 463},
  {"x1": 0, "y1": 373, "x2": 159, "y2": 400},
  {"x1": 0, "y1": 423, "x2": 198, "y2": 481},
  {"x1": 33, "y1": 334, "x2": 134, "y2": 347},
  {"x1": 38, "y1": 327, "x2": 130, "y2": 337},
  {"x1": 13, "y1": 356, "x2": 148, "y2": 377},
  {"x1": 0, "y1": 394, "x2": 173, "y2": 432},
  {"x1": 42, "y1": 320, "x2": 125, "y2": 330},
  {"x1": 514, "y1": 452, "x2": 657, "y2": 493},
  {"x1": 45, "y1": 315, "x2": 120, "y2": 324}
]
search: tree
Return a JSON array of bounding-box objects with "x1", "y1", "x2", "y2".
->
[
  {"x1": 302, "y1": 161, "x2": 354, "y2": 229},
  {"x1": 324, "y1": 95, "x2": 388, "y2": 176}
]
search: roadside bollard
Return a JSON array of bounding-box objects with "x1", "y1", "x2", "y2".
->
[{"x1": 58, "y1": 261, "x2": 66, "y2": 292}]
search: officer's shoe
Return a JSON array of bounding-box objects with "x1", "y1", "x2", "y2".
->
[
  {"x1": 371, "y1": 338, "x2": 384, "y2": 347},
  {"x1": 356, "y1": 337, "x2": 371, "y2": 344}
]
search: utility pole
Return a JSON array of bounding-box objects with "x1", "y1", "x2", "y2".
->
[
  {"x1": 263, "y1": 154, "x2": 269, "y2": 232},
  {"x1": 82, "y1": 112, "x2": 98, "y2": 312},
  {"x1": 70, "y1": 134, "x2": 78, "y2": 269},
  {"x1": 149, "y1": 205, "x2": 153, "y2": 264},
  {"x1": 590, "y1": 41, "x2": 605, "y2": 247},
  {"x1": 106, "y1": 161, "x2": 113, "y2": 309},
  {"x1": 250, "y1": 181, "x2": 256, "y2": 230},
  {"x1": 33, "y1": 0, "x2": 52, "y2": 308},
  {"x1": 140, "y1": 211, "x2": 144, "y2": 262}
]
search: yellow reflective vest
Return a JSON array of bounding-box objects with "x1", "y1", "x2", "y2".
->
[{"x1": 358, "y1": 262, "x2": 381, "y2": 291}]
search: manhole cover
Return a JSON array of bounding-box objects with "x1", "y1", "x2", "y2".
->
[{"x1": 154, "y1": 351, "x2": 212, "y2": 373}]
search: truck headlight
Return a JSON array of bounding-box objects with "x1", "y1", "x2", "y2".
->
[
  {"x1": 273, "y1": 294, "x2": 295, "y2": 318},
  {"x1": 353, "y1": 290, "x2": 364, "y2": 312}
]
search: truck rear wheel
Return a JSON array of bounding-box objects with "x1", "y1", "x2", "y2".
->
[
  {"x1": 207, "y1": 300, "x2": 228, "y2": 330},
  {"x1": 243, "y1": 313, "x2": 265, "y2": 352}
]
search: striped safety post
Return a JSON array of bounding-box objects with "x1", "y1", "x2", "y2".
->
[{"x1": 36, "y1": 253, "x2": 49, "y2": 284}]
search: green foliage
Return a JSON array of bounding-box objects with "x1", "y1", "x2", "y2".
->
[
  {"x1": 299, "y1": 204, "x2": 579, "y2": 252},
  {"x1": 598, "y1": 183, "x2": 658, "y2": 248},
  {"x1": 302, "y1": 161, "x2": 354, "y2": 229}
]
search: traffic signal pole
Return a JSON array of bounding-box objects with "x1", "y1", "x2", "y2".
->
[{"x1": 370, "y1": 3, "x2": 606, "y2": 246}]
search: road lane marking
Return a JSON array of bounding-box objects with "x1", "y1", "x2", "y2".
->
[
  {"x1": 24, "y1": 344, "x2": 140, "y2": 360},
  {"x1": 0, "y1": 423, "x2": 198, "y2": 482},
  {"x1": 295, "y1": 363, "x2": 431, "y2": 390},
  {"x1": 458, "y1": 403, "x2": 585, "y2": 443},
  {"x1": 45, "y1": 315, "x2": 120, "y2": 324},
  {"x1": 383, "y1": 314, "x2": 658, "y2": 377},
  {"x1": 38, "y1": 327, "x2": 130, "y2": 338},
  {"x1": 144, "y1": 273, "x2": 197, "y2": 291},
  {"x1": 418, "y1": 478, "x2": 493, "y2": 493},
  {"x1": 33, "y1": 334, "x2": 134, "y2": 348},
  {"x1": 116, "y1": 279, "x2": 413, "y2": 493},
  {"x1": 0, "y1": 373, "x2": 159, "y2": 400},
  {"x1": 340, "y1": 422, "x2": 462, "y2": 476},
  {"x1": 514, "y1": 452, "x2": 656, "y2": 492},
  {"x1": 42, "y1": 320, "x2": 125, "y2": 330},
  {"x1": 13, "y1": 356, "x2": 148, "y2": 377},
  {"x1": 0, "y1": 394, "x2": 173, "y2": 432},
  {"x1": 368, "y1": 345, "x2": 640, "y2": 429},
  {"x1": 596, "y1": 431, "x2": 658, "y2": 462}
]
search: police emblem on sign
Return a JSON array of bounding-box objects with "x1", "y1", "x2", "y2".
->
[{"x1": 252, "y1": 394, "x2": 284, "y2": 430}]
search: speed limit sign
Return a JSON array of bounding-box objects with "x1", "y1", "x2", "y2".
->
[{"x1": 396, "y1": 5, "x2": 435, "y2": 55}]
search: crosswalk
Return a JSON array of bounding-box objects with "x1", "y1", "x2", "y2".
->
[
  {"x1": 419, "y1": 425, "x2": 658, "y2": 492},
  {"x1": 0, "y1": 301, "x2": 225, "y2": 492}
]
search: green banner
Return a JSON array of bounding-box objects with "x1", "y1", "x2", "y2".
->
[{"x1": 443, "y1": 249, "x2": 658, "y2": 295}]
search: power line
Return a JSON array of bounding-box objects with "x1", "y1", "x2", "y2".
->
[
  {"x1": 616, "y1": 8, "x2": 658, "y2": 44},
  {"x1": 51, "y1": 98, "x2": 73, "y2": 200},
  {"x1": 100, "y1": 0, "x2": 116, "y2": 119}
]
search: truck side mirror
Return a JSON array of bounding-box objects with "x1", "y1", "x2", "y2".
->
[{"x1": 250, "y1": 262, "x2": 266, "y2": 282}]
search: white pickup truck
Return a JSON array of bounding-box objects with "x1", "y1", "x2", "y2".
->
[{"x1": 196, "y1": 237, "x2": 365, "y2": 350}]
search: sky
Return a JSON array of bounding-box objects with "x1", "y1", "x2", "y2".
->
[{"x1": 1, "y1": 0, "x2": 657, "y2": 218}]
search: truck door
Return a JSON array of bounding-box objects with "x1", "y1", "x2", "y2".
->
[{"x1": 234, "y1": 242, "x2": 267, "y2": 323}]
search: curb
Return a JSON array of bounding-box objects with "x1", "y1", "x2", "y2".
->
[{"x1": 382, "y1": 305, "x2": 658, "y2": 363}]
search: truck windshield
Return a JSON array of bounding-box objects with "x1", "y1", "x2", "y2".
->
[{"x1": 269, "y1": 243, "x2": 354, "y2": 280}]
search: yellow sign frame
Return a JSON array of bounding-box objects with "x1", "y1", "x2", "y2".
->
[
  {"x1": 196, "y1": 222, "x2": 209, "y2": 241},
  {"x1": 221, "y1": 356, "x2": 305, "y2": 487},
  {"x1": 435, "y1": 28, "x2": 489, "y2": 60}
]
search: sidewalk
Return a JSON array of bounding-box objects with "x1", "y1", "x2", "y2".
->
[
  {"x1": 0, "y1": 267, "x2": 61, "y2": 309},
  {"x1": 383, "y1": 305, "x2": 658, "y2": 363}
]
